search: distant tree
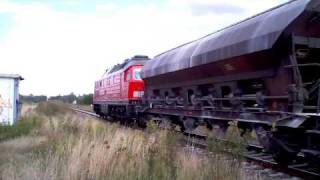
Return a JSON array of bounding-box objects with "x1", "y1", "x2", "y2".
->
[
  {"x1": 49, "y1": 93, "x2": 77, "y2": 104},
  {"x1": 77, "y1": 94, "x2": 93, "y2": 105},
  {"x1": 20, "y1": 94, "x2": 47, "y2": 103},
  {"x1": 47, "y1": 93, "x2": 93, "y2": 105}
]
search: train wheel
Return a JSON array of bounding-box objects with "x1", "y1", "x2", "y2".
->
[
  {"x1": 237, "y1": 122, "x2": 252, "y2": 137},
  {"x1": 183, "y1": 118, "x2": 197, "y2": 133},
  {"x1": 137, "y1": 114, "x2": 148, "y2": 128},
  {"x1": 254, "y1": 126, "x2": 271, "y2": 151},
  {"x1": 269, "y1": 135, "x2": 297, "y2": 165},
  {"x1": 272, "y1": 150, "x2": 293, "y2": 165}
]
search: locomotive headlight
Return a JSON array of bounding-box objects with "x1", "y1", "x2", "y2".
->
[{"x1": 133, "y1": 91, "x2": 144, "y2": 98}]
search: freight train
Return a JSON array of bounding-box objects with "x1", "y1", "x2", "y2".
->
[{"x1": 93, "y1": 0, "x2": 320, "y2": 165}]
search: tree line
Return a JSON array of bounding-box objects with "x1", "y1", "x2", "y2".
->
[{"x1": 20, "y1": 93, "x2": 93, "y2": 105}]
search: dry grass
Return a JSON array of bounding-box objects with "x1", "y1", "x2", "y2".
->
[{"x1": 0, "y1": 102, "x2": 254, "y2": 180}]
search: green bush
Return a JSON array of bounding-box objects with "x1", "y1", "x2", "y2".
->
[
  {"x1": 207, "y1": 122, "x2": 246, "y2": 156},
  {"x1": 207, "y1": 136, "x2": 225, "y2": 153},
  {"x1": 146, "y1": 120, "x2": 158, "y2": 134},
  {"x1": 0, "y1": 115, "x2": 42, "y2": 141}
]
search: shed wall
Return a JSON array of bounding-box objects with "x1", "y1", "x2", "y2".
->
[{"x1": 0, "y1": 78, "x2": 16, "y2": 125}]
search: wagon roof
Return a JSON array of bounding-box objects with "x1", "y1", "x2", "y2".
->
[{"x1": 141, "y1": 0, "x2": 319, "y2": 79}]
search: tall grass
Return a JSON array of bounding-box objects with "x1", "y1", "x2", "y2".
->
[
  {"x1": 0, "y1": 102, "x2": 251, "y2": 180},
  {"x1": 35, "y1": 101, "x2": 69, "y2": 116},
  {"x1": 207, "y1": 121, "x2": 247, "y2": 156}
]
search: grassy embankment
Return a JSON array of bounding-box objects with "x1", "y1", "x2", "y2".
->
[{"x1": 0, "y1": 102, "x2": 256, "y2": 180}]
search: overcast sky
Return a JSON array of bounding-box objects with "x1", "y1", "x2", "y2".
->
[{"x1": 0, "y1": 0, "x2": 289, "y2": 96}]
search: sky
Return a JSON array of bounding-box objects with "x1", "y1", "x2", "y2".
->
[{"x1": 0, "y1": 0, "x2": 289, "y2": 96}]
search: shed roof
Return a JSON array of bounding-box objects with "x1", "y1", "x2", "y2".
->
[
  {"x1": 0, "y1": 74, "x2": 24, "y2": 80},
  {"x1": 141, "y1": 0, "x2": 319, "y2": 79}
]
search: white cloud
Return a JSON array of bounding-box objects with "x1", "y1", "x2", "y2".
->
[{"x1": 0, "y1": 0, "x2": 288, "y2": 96}]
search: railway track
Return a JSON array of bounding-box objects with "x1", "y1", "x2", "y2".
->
[
  {"x1": 72, "y1": 108, "x2": 99, "y2": 118},
  {"x1": 72, "y1": 108, "x2": 320, "y2": 179}
]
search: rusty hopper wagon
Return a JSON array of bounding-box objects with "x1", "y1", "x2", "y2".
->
[{"x1": 95, "y1": 0, "x2": 320, "y2": 166}]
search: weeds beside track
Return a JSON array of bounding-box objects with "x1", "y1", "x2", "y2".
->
[{"x1": 73, "y1": 108, "x2": 320, "y2": 179}]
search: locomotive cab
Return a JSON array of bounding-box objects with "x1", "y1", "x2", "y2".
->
[{"x1": 123, "y1": 65, "x2": 145, "y2": 100}]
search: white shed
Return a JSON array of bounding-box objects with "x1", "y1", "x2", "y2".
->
[{"x1": 0, "y1": 74, "x2": 23, "y2": 125}]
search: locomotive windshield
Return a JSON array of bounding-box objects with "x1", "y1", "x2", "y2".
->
[{"x1": 133, "y1": 68, "x2": 142, "y2": 80}]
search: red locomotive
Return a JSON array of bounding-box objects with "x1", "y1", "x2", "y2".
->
[
  {"x1": 94, "y1": 0, "x2": 320, "y2": 166},
  {"x1": 93, "y1": 55, "x2": 149, "y2": 118}
]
